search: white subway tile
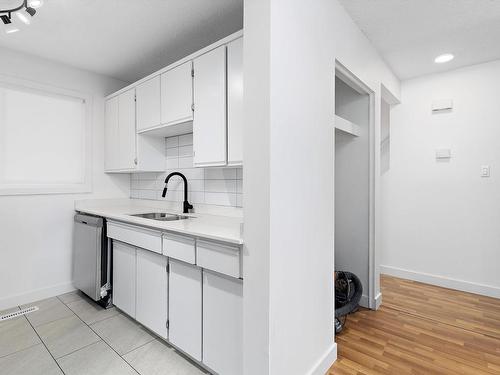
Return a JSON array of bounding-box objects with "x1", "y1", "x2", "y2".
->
[
  {"x1": 236, "y1": 180, "x2": 243, "y2": 194},
  {"x1": 187, "y1": 179, "x2": 204, "y2": 192},
  {"x1": 139, "y1": 172, "x2": 158, "y2": 180},
  {"x1": 178, "y1": 145, "x2": 193, "y2": 158},
  {"x1": 178, "y1": 133, "x2": 193, "y2": 146},
  {"x1": 236, "y1": 167, "x2": 243, "y2": 180},
  {"x1": 190, "y1": 191, "x2": 205, "y2": 204},
  {"x1": 236, "y1": 193, "x2": 243, "y2": 207},
  {"x1": 178, "y1": 168, "x2": 204, "y2": 180},
  {"x1": 205, "y1": 168, "x2": 237, "y2": 180},
  {"x1": 166, "y1": 136, "x2": 179, "y2": 149},
  {"x1": 131, "y1": 179, "x2": 140, "y2": 189},
  {"x1": 139, "y1": 179, "x2": 157, "y2": 190},
  {"x1": 166, "y1": 158, "x2": 179, "y2": 170},
  {"x1": 205, "y1": 179, "x2": 237, "y2": 193},
  {"x1": 131, "y1": 190, "x2": 140, "y2": 199},
  {"x1": 139, "y1": 190, "x2": 157, "y2": 200},
  {"x1": 205, "y1": 192, "x2": 238, "y2": 207},
  {"x1": 178, "y1": 156, "x2": 193, "y2": 168},
  {"x1": 166, "y1": 147, "x2": 179, "y2": 159}
]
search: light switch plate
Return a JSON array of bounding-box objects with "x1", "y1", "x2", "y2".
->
[
  {"x1": 436, "y1": 149, "x2": 451, "y2": 159},
  {"x1": 481, "y1": 165, "x2": 490, "y2": 177}
]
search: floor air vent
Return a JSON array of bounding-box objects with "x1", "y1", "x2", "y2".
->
[{"x1": 0, "y1": 306, "x2": 39, "y2": 322}]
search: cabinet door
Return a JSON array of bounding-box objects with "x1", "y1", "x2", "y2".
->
[
  {"x1": 161, "y1": 61, "x2": 193, "y2": 125},
  {"x1": 136, "y1": 248, "x2": 168, "y2": 339},
  {"x1": 227, "y1": 38, "x2": 243, "y2": 166},
  {"x1": 112, "y1": 241, "x2": 136, "y2": 318},
  {"x1": 193, "y1": 46, "x2": 227, "y2": 167},
  {"x1": 203, "y1": 271, "x2": 243, "y2": 375},
  {"x1": 104, "y1": 97, "x2": 119, "y2": 171},
  {"x1": 169, "y1": 260, "x2": 202, "y2": 360},
  {"x1": 136, "y1": 76, "x2": 161, "y2": 131},
  {"x1": 118, "y1": 89, "x2": 137, "y2": 170}
]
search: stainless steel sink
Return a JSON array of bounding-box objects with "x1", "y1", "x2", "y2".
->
[{"x1": 130, "y1": 212, "x2": 190, "y2": 221}]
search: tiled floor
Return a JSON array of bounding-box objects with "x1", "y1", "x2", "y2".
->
[{"x1": 0, "y1": 291, "x2": 207, "y2": 375}]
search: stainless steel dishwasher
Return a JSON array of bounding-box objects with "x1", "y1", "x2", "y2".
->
[{"x1": 73, "y1": 213, "x2": 112, "y2": 308}]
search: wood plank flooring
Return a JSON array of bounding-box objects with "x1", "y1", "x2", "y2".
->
[{"x1": 328, "y1": 275, "x2": 500, "y2": 375}]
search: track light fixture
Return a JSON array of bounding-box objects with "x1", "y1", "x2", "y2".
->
[{"x1": 0, "y1": 0, "x2": 40, "y2": 33}]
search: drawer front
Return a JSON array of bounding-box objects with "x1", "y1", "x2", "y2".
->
[
  {"x1": 197, "y1": 240, "x2": 241, "y2": 278},
  {"x1": 162, "y1": 233, "x2": 196, "y2": 264},
  {"x1": 107, "y1": 221, "x2": 162, "y2": 254}
]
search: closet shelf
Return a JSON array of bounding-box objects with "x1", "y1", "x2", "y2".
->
[{"x1": 335, "y1": 115, "x2": 360, "y2": 137}]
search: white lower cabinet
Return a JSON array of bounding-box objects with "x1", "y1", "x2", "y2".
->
[
  {"x1": 203, "y1": 271, "x2": 243, "y2": 375},
  {"x1": 168, "y1": 260, "x2": 202, "y2": 361},
  {"x1": 136, "y1": 248, "x2": 168, "y2": 339},
  {"x1": 112, "y1": 241, "x2": 136, "y2": 318}
]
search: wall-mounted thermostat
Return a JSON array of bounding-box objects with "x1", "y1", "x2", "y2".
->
[{"x1": 432, "y1": 99, "x2": 453, "y2": 113}]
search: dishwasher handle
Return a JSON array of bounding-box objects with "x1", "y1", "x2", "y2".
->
[{"x1": 74, "y1": 214, "x2": 103, "y2": 228}]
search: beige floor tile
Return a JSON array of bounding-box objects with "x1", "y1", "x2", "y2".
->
[
  {"x1": 57, "y1": 341, "x2": 136, "y2": 375},
  {"x1": 0, "y1": 308, "x2": 40, "y2": 358},
  {"x1": 124, "y1": 339, "x2": 206, "y2": 375},
  {"x1": 36, "y1": 315, "x2": 100, "y2": 359},
  {"x1": 90, "y1": 313, "x2": 154, "y2": 355},
  {"x1": 67, "y1": 297, "x2": 119, "y2": 325},
  {"x1": 21, "y1": 297, "x2": 74, "y2": 327},
  {"x1": 0, "y1": 344, "x2": 62, "y2": 375},
  {"x1": 57, "y1": 290, "x2": 85, "y2": 305}
]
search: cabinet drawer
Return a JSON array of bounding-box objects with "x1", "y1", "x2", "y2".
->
[
  {"x1": 107, "y1": 221, "x2": 162, "y2": 254},
  {"x1": 162, "y1": 233, "x2": 196, "y2": 264},
  {"x1": 196, "y1": 240, "x2": 241, "y2": 278}
]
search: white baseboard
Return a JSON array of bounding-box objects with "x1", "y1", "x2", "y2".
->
[
  {"x1": 381, "y1": 265, "x2": 500, "y2": 299},
  {"x1": 0, "y1": 282, "x2": 76, "y2": 310},
  {"x1": 359, "y1": 294, "x2": 369, "y2": 308},
  {"x1": 374, "y1": 292, "x2": 382, "y2": 310},
  {"x1": 306, "y1": 343, "x2": 337, "y2": 375}
]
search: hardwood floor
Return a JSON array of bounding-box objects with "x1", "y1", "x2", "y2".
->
[{"x1": 328, "y1": 275, "x2": 500, "y2": 375}]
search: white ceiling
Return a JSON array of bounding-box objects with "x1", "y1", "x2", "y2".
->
[
  {"x1": 0, "y1": 0, "x2": 243, "y2": 83},
  {"x1": 338, "y1": 0, "x2": 500, "y2": 80}
]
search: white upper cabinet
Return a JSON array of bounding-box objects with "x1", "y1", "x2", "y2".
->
[
  {"x1": 104, "y1": 96, "x2": 119, "y2": 171},
  {"x1": 136, "y1": 76, "x2": 161, "y2": 132},
  {"x1": 193, "y1": 46, "x2": 227, "y2": 167},
  {"x1": 227, "y1": 38, "x2": 243, "y2": 166},
  {"x1": 161, "y1": 61, "x2": 193, "y2": 126},
  {"x1": 118, "y1": 89, "x2": 137, "y2": 170}
]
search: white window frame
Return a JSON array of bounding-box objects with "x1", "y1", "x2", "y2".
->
[{"x1": 0, "y1": 75, "x2": 92, "y2": 196}]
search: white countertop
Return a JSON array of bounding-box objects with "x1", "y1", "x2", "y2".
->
[{"x1": 75, "y1": 199, "x2": 244, "y2": 245}]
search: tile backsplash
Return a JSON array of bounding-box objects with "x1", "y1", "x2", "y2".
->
[{"x1": 130, "y1": 133, "x2": 243, "y2": 208}]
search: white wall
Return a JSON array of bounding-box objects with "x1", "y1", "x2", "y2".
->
[
  {"x1": 382, "y1": 60, "x2": 500, "y2": 298},
  {"x1": 0, "y1": 48, "x2": 130, "y2": 310},
  {"x1": 243, "y1": 1, "x2": 400, "y2": 374}
]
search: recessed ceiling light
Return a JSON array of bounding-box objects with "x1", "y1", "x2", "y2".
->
[
  {"x1": 5, "y1": 27, "x2": 19, "y2": 34},
  {"x1": 434, "y1": 53, "x2": 454, "y2": 64},
  {"x1": 16, "y1": 11, "x2": 30, "y2": 25},
  {"x1": 28, "y1": 0, "x2": 43, "y2": 9}
]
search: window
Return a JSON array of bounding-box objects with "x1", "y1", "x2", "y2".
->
[{"x1": 0, "y1": 77, "x2": 91, "y2": 195}]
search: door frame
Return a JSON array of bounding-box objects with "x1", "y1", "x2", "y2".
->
[{"x1": 334, "y1": 61, "x2": 377, "y2": 309}]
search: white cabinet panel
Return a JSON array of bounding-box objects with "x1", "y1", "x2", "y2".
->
[
  {"x1": 107, "y1": 221, "x2": 162, "y2": 254},
  {"x1": 118, "y1": 89, "x2": 137, "y2": 170},
  {"x1": 112, "y1": 241, "x2": 136, "y2": 318},
  {"x1": 162, "y1": 233, "x2": 196, "y2": 264},
  {"x1": 136, "y1": 248, "x2": 168, "y2": 339},
  {"x1": 193, "y1": 46, "x2": 227, "y2": 167},
  {"x1": 203, "y1": 271, "x2": 243, "y2": 375},
  {"x1": 169, "y1": 260, "x2": 202, "y2": 361},
  {"x1": 136, "y1": 76, "x2": 161, "y2": 132},
  {"x1": 104, "y1": 97, "x2": 119, "y2": 171},
  {"x1": 161, "y1": 62, "x2": 193, "y2": 126},
  {"x1": 197, "y1": 240, "x2": 241, "y2": 279},
  {"x1": 227, "y1": 38, "x2": 243, "y2": 166}
]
